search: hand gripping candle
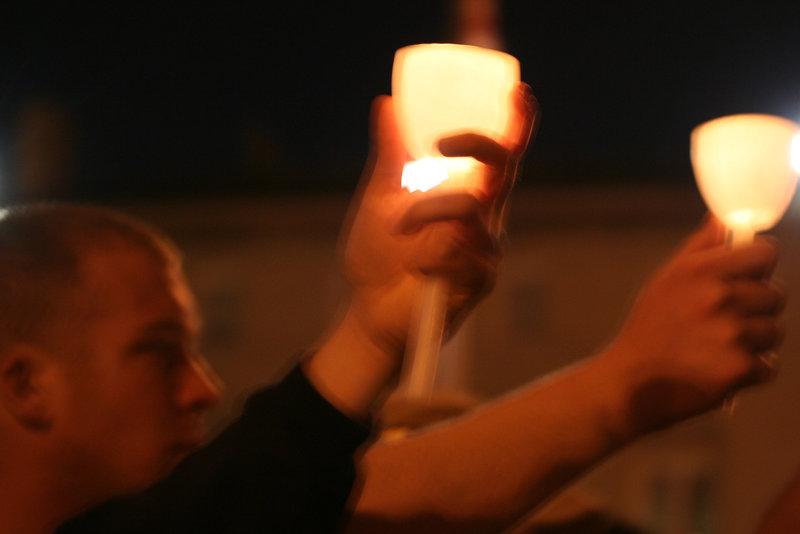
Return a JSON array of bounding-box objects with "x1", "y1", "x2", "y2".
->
[{"x1": 392, "y1": 43, "x2": 520, "y2": 399}]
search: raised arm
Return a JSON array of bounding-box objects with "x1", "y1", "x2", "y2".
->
[
  {"x1": 304, "y1": 85, "x2": 537, "y2": 421},
  {"x1": 346, "y1": 218, "x2": 786, "y2": 533}
]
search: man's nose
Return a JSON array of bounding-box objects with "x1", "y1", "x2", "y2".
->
[{"x1": 177, "y1": 355, "x2": 224, "y2": 412}]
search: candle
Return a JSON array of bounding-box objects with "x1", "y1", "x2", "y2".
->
[
  {"x1": 391, "y1": 43, "x2": 520, "y2": 399},
  {"x1": 691, "y1": 114, "x2": 800, "y2": 245},
  {"x1": 393, "y1": 43, "x2": 520, "y2": 193}
]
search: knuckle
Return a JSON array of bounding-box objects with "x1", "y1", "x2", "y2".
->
[
  {"x1": 771, "y1": 283, "x2": 789, "y2": 312},
  {"x1": 753, "y1": 242, "x2": 779, "y2": 274},
  {"x1": 700, "y1": 281, "x2": 730, "y2": 312},
  {"x1": 718, "y1": 317, "x2": 744, "y2": 348},
  {"x1": 761, "y1": 240, "x2": 780, "y2": 263}
]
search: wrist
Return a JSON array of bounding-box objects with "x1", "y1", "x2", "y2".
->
[
  {"x1": 303, "y1": 306, "x2": 403, "y2": 422},
  {"x1": 594, "y1": 339, "x2": 683, "y2": 440},
  {"x1": 580, "y1": 346, "x2": 646, "y2": 447},
  {"x1": 346, "y1": 295, "x2": 409, "y2": 359}
]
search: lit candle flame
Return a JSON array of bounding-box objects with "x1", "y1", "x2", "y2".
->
[
  {"x1": 691, "y1": 114, "x2": 800, "y2": 239},
  {"x1": 401, "y1": 158, "x2": 449, "y2": 193}
]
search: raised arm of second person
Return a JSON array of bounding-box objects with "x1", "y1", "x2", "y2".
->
[
  {"x1": 346, "y1": 217, "x2": 786, "y2": 533},
  {"x1": 303, "y1": 84, "x2": 538, "y2": 422}
]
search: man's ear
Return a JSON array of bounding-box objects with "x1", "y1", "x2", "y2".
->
[{"x1": 0, "y1": 345, "x2": 56, "y2": 431}]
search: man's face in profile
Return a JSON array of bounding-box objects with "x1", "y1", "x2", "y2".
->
[{"x1": 50, "y1": 245, "x2": 222, "y2": 496}]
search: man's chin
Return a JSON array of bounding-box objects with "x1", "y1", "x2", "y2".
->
[
  {"x1": 165, "y1": 442, "x2": 200, "y2": 472},
  {"x1": 111, "y1": 444, "x2": 202, "y2": 497}
]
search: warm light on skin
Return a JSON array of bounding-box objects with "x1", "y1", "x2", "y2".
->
[
  {"x1": 393, "y1": 43, "x2": 520, "y2": 192},
  {"x1": 401, "y1": 158, "x2": 449, "y2": 193},
  {"x1": 391, "y1": 43, "x2": 520, "y2": 400},
  {"x1": 691, "y1": 114, "x2": 800, "y2": 241},
  {"x1": 401, "y1": 157, "x2": 481, "y2": 193}
]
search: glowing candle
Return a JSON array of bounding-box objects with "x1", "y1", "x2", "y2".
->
[
  {"x1": 393, "y1": 43, "x2": 520, "y2": 193},
  {"x1": 691, "y1": 114, "x2": 800, "y2": 246},
  {"x1": 391, "y1": 43, "x2": 520, "y2": 399}
]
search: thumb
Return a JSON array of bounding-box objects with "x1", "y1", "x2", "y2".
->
[
  {"x1": 679, "y1": 213, "x2": 727, "y2": 254},
  {"x1": 365, "y1": 95, "x2": 407, "y2": 194}
]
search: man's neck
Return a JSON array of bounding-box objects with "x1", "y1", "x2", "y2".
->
[
  {"x1": 0, "y1": 457, "x2": 100, "y2": 534},
  {"x1": 0, "y1": 473, "x2": 61, "y2": 533}
]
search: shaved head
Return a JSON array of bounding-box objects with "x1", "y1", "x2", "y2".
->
[
  {"x1": 0, "y1": 203, "x2": 220, "y2": 523},
  {"x1": 0, "y1": 203, "x2": 182, "y2": 352}
]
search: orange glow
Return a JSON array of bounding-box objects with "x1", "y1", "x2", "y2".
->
[
  {"x1": 400, "y1": 157, "x2": 481, "y2": 193},
  {"x1": 392, "y1": 43, "x2": 520, "y2": 192},
  {"x1": 400, "y1": 158, "x2": 449, "y2": 193},
  {"x1": 691, "y1": 114, "x2": 800, "y2": 239}
]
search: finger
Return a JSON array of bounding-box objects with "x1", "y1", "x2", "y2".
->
[
  {"x1": 396, "y1": 193, "x2": 487, "y2": 234},
  {"x1": 738, "y1": 316, "x2": 785, "y2": 354},
  {"x1": 437, "y1": 134, "x2": 509, "y2": 168},
  {"x1": 710, "y1": 241, "x2": 779, "y2": 280},
  {"x1": 734, "y1": 354, "x2": 778, "y2": 389},
  {"x1": 439, "y1": 133, "x2": 516, "y2": 209},
  {"x1": 340, "y1": 96, "x2": 408, "y2": 243},
  {"x1": 412, "y1": 223, "x2": 499, "y2": 289},
  {"x1": 495, "y1": 84, "x2": 539, "y2": 198},
  {"x1": 435, "y1": 83, "x2": 539, "y2": 166},
  {"x1": 726, "y1": 279, "x2": 787, "y2": 316},
  {"x1": 363, "y1": 95, "x2": 408, "y2": 194},
  {"x1": 509, "y1": 82, "x2": 540, "y2": 159},
  {"x1": 485, "y1": 85, "x2": 540, "y2": 236},
  {"x1": 677, "y1": 214, "x2": 727, "y2": 254},
  {"x1": 436, "y1": 134, "x2": 510, "y2": 207}
]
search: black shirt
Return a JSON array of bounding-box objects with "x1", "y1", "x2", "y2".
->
[{"x1": 57, "y1": 366, "x2": 370, "y2": 533}]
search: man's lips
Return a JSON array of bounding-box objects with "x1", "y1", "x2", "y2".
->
[{"x1": 165, "y1": 440, "x2": 202, "y2": 473}]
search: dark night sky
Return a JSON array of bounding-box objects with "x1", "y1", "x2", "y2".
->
[{"x1": 1, "y1": 1, "x2": 799, "y2": 199}]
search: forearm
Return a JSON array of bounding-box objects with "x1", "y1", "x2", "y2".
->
[
  {"x1": 346, "y1": 349, "x2": 637, "y2": 533},
  {"x1": 343, "y1": 220, "x2": 784, "y2": 533}
]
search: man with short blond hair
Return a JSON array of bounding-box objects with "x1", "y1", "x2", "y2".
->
[{"x1": 1, "y1": 90, "x2": 536, "y2": 533}]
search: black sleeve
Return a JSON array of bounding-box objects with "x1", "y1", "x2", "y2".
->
[{"x1": 57, "y1": 365, "x2": 371, "y2": 533}]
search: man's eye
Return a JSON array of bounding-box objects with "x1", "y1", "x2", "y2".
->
[{"x1": 133, "y1": 340, "x2": 187, "y2": 368}]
